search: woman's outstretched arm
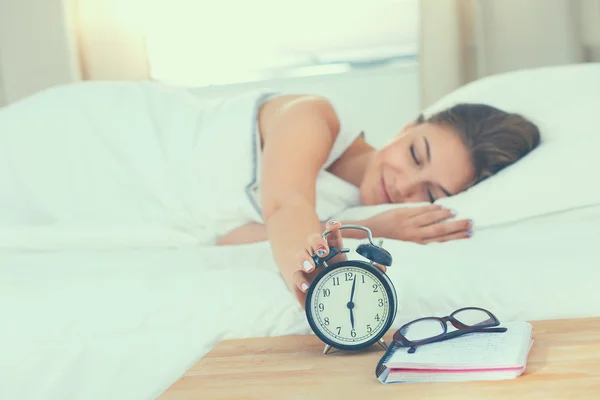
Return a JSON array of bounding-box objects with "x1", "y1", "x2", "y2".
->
[
  {"x1": 216, "y1": 219, "x2": 367, "y2": 246},
  {"x1": 256, "y1": 94, "x2": 343, "y2": 306}
]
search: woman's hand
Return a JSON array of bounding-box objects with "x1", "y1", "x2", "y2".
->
[
  {"x1": 366, "y1": 204, "x2": 472, "y2": 244},
  {"x1": 286, "y1": 220, "x2": 346, "y2": 307},
  {"x1": 289, "y1": 220, "x2": 388, "y2": 307},
  {"x1": 217, "y1": 205, "x2": 471, "y2": 248}
]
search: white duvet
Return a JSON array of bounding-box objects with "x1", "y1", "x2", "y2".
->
[
  {"x1": 2, "y1": 63, "x2": 600, "y2": 399},
  {"x1": 2, "y1": 210, "x2": 600, "y2": 400}
]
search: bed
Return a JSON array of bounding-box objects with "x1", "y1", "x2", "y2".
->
[{"x1": 1, "y1": 63, "x2": 599, "y2": 399}]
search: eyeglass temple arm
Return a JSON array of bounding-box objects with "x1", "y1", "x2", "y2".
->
[{"x1": 408, "y1": 327, "x2": 508, "y2": 353}]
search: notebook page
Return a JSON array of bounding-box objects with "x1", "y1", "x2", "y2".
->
[
  {"x1": 385, "y1": 321, "x2": 532, "y2": 369},
  {"x1": 387, "y1": 368, "x2": 525, "y2": 383}
]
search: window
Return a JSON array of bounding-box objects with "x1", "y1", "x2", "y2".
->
[{"x1": 141, "y1": 0, "x2": 420, "y2": 86}]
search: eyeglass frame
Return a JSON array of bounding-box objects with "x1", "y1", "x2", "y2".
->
[{"x1": 392, "y1": 306, "x2": 508, "y2": 354}]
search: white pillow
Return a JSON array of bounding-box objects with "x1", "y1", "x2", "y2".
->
[
  {"x1": 336, "y1": 64, "x2": 600, "y2": 230},
  {"x1": 423, "y1": 63, "x2": 600, "y2": 136}
]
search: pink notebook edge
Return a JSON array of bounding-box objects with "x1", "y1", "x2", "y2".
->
[
  {"x1": 389, "y1": 366, "x2": 526, "y2": 374},
  {"x1": 385, "y1": 338, "x2": 535, "y2": 373}
]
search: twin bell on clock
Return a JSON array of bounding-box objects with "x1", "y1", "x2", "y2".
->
[{"x1": 304, "y1": 224, "x2": 398, "y2": 355}]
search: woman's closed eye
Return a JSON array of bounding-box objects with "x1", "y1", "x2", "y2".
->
[
  {"x1": 410, "y1": 144, "x2": 420, "y2": 165},
  {"x1": 410, "y1": 144, "x2": 434, "y2": 202},
  {"x1": 427, "y1": 188, "x2": 435, "y2": 203}
]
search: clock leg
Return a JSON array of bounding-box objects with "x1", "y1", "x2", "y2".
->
[
  {"x1": 377, "y1": 338, "x2": 388, "y2": 350},
  {"x1": 322, "y1": 344, "x2": 332, "y2": 354}
]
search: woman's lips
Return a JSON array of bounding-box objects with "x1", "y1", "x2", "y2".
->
[{"x1": 380, "y1": 174, "x2": 392, "y2": 203}]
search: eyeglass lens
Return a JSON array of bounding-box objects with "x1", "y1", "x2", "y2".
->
[
  {"x1": 400, "y1": 319, "x2": 445, "y2": 341},
  {"x1": 402, "y1": 308, "x2": 495, "y2": 342},
  {"x1": 452, "y1": 308, "x2": 495, "y2": 327}
]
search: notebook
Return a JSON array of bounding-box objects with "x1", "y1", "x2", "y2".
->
[{"x1": 377, "y1": 321, "x2": 534, "y2": 384}]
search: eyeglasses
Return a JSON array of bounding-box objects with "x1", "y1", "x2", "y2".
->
[
  {"x1": 375, "y1": 307, "x2": 507, "y2": 379},
  {"x1": 393, "y1": 307, "x2": 507, "y2": 354}
]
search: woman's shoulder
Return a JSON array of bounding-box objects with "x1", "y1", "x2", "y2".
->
[
  {"x1": 191, "y1": 87, "x2": 364, "y2": 169},
  {"x1": 259, "y1": 91, "x2": 365, "y2": 163}
]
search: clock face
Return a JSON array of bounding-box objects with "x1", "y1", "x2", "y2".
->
[{"x1": 306, "y1": 262, "x2": 395, "y2": 349}]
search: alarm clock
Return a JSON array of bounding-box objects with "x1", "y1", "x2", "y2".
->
[{"x1": 305, "y1": 225, "x2": 398, "y2": 354}]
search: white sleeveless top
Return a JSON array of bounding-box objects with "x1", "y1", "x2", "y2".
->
[{"x1": 191, "y1": 89, "x2": 364, "y2": 239}]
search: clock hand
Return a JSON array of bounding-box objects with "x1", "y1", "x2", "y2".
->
[{"x1": 348, "y1": 275, "x2": 356, "y2": 330}]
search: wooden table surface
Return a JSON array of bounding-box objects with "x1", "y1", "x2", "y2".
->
[{"x1": 159, "y1": 317, "x2": 600, "y2": 400}]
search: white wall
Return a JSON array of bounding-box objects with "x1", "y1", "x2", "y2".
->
[
  {"x1": 188, "y1": 62, "x2": 421, "y2": 149},
  {"x1": 0, "y1": 0, "x2": 81, "y2": 104},
  {"x1": 478, "y1": 0, "x2": 584, "y2": 76},
  {"x1": 0, "y1": 46, "x2": 6, "y2": 107}
]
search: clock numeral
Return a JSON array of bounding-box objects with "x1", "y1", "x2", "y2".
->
[
  {"x1": 345, "y1": 272, "x2": 353, "y2": 281},
  {"x1": 367, "y1": 324, "x2": 372, "y2": 333},
  {"x1": 351, "y1": 329, "x2": 356, "y2": 338},
  {"x1": 324, "y1": 317, "x2": 330, "y2": 326},
  {"x1": 375, "y1": 314, "x2": 381, "y2": 322},
  {"x1": 372, "y1": 284, "x2": 379, "y2": 292},
  {"x1": 322, "y1": 288, "x2": 331, "y2": 297},
  {"x1": 361, "y1": 275, "x2": 365, "y2": 283},
  {"x1": 318, "y1": 303, "x2": 325, "y2": 312},
  {"x1": 336, "y1": 327, "x2": 341, "y2": 335},
  {"x1": 332, "y1": 277, "x2": 340, "y2": 286},
  {"x1": 378, "y1": 298, "x2": 384, "y2": 307}
]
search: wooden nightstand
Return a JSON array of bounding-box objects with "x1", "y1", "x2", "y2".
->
[{"x1": 159, "y1": 317, "x2": 600, "y2": 399}]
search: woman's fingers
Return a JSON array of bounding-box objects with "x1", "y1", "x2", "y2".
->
[
  {"x1": 324, "y1": 220, "x2": 348, "y2": 264},
  {"x1": 293, "y1": 231, "x2": 330, "y2": 294},
  {"x1": 410, "y1": 207, "x2": 456, "y2": 227},
  {"x1": 325, "y1": 220, "x2": 343, "y2": 249},
  {"x1": 419, "y1": 219, "x2": 473, "y2": 241},
  {"x1": 308, "y1": 232, "x2": 329, "y2": 258},
  {"x1": 294, "y1": 245, "x2": 317, "y2": 294},
  {"x1": 293, "y1": 220, "x2": 348, "y2": 294},
  {"x1": 405, "y1": 204, "x2": 444, "y2": 218},
  {"x1": 293, "y1": 268, "x2": 311, "y2": 294},
  {"x1": 374, "y1": 263, "x2": 387, "y2": 274},
  {"x1": 407, "y1": 205, "x2": 473, "y2": 243},
  {"x1": 295, "y1": 248, "x2": 315, "y2": 275},
  {"x1": 422, "y1": 230, "x2": 472, "y2": 244}
]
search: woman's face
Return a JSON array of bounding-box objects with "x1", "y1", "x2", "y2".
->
[{"x1": 360, "y1": 122, "x2": 476, "y2": 205}]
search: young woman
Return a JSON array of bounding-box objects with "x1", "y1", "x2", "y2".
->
[
  {"x1": 215, "y1": 93, "x2": 541, "y2": 306},
  {"x1": 0, "y1": 82, "x2": 540, "y2": 307}
]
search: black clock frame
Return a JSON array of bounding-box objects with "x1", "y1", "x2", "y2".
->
[{"x1": 305, "y1": 258, "x2": 398, "y2": 351}]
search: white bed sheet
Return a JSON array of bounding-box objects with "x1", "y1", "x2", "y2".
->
[{"x1": 2, "y1": 205, "x2": 599, "y2": 400}]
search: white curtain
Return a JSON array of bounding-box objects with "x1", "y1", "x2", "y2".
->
[
  {"x1": 0, "y1": 0, "x2": 82, "y2": 105},
  {"x1": 419, "y1": 0, "x2": 600, "y2": 108},
  {"x1": 74, "y1": 0, "x2": 150, "y2": 80}
]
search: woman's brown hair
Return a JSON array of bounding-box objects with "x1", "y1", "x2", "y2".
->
[{"x1": 417, "y1": 103, "x2": 541, "y2": 184}]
